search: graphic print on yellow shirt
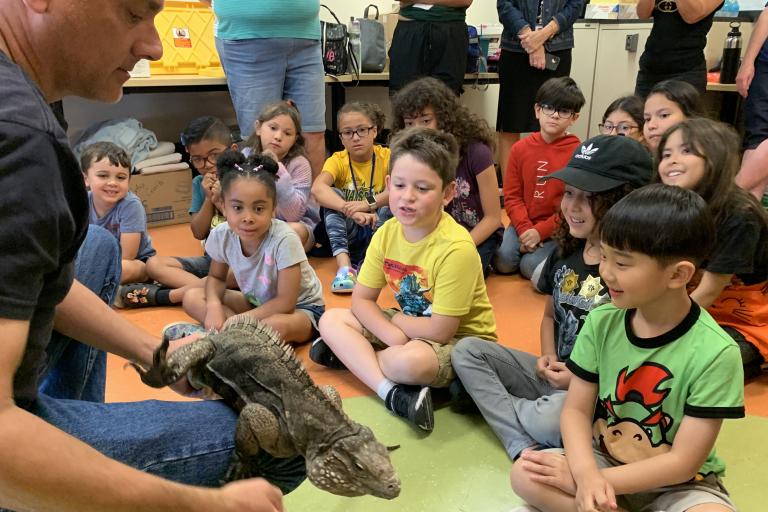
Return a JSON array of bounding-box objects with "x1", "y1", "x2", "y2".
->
[{"x1": 383, "y1": 259, "x2": 433, "y2": 317}]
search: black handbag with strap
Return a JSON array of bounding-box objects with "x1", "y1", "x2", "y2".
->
[{"x1": 320, "y1": 4, "x2": 349, "y2": 75}]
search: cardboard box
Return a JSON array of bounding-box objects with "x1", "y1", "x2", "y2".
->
[{"x1": 130, "y1": 168, "x2": 193, "y2": 227}]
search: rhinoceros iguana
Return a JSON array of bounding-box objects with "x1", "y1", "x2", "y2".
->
[{"x1": 132, "y1": 316, "x2": 400, "y2": 499}]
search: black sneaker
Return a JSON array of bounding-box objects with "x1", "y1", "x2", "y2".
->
[
  {"x1": 385, "y1": 384, "x2": 434, "y2": 432},
  {"x1": 309, "y1": 337, "x2": 347, "y2": 370}
]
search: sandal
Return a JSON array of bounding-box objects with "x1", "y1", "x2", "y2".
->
[
  {"x1": 116, "y1": 282, "x2": 162, "y2": 308},
  {"x1": 331, "y1": 267, "x2": 357, "y2": 294}
]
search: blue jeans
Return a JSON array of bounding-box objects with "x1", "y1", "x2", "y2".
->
[
  {"x1": 451, "y1": 338, "x2": 566, "y2": 460},
  {"x1": 39, "y1": 225, "x2": 120, "y2": 402},
  {"x1": 35, "y1": 226, "x2": 306, "y2": 491},
  {"x1": 216, "y1": 37, "x2": 326, "y2": 136},
  {"x1": 493, "y1": 226, "x2": 557, "y2": 282},
  {"x1": 323, "y1": 188, "x2": 384, "y2": 265},
  {"x1": 31, "y1": 395, "x2": 306, "y2": 491}
]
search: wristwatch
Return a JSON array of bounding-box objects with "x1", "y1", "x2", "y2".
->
[{"x1": 366, "y1": 193, "x2": 377, "y2": 212}]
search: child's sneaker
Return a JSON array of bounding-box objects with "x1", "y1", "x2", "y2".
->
[
  {"x1": 384, "y1": 384, "x2": 434, "y2": 432},
  {"x1": 449, "y1": 378, "x2": 479, "y2": 415},
  {"x1": 161, "y1": 321, "x2": 207, "y2": 343},
  {"x1": 308, "y1": 337, "x2": 347, "y2": 370},
  {"x1": 331, "y1": 266, "x2": 357, "y2": 294}
]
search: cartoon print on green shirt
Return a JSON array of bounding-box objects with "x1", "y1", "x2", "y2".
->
[{"x1": 593, "y1": 363, "x2": 674, "y2": 464}]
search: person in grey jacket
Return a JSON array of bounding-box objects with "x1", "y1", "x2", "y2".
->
[{"x1": 495, "y1": 0, "x2": 583, "y2": 175}]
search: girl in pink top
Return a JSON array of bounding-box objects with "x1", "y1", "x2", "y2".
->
[{"x1": 244, "y1": 100, "x2": 320, "y2": 252}]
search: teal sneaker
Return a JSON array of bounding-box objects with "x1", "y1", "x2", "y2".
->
[
  {"x1": 331, "y1": 267, "x2": 357, "y2": 294},
  {"x1": 161, "y1": 321, "x2": 207, "y2": 343}
]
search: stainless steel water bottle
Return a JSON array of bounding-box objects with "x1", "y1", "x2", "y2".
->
[{"x1": 720, "y1": 22, "x2": 742, "y2": 84}]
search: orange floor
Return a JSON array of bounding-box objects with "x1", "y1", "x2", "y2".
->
[{"x1": 109, "y1": 223, "x2": 768, "y2": 418}]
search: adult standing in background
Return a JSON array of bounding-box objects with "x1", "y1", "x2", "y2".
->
[
  {"x1": 208, "y1": 0, "x2": 327, "y2": 178},
  {"x1": 635, "y1": 0, "x2": 723, "y2": 97},
  {"x1": 389, "y1": 0, "x2": 473, "y2": 96},
  {"x1": 735, "y1": 4, "x2": 768, "y2": 201},
  {"x1": 496, "y1": 0, "x2": 583, "y2": 175}
]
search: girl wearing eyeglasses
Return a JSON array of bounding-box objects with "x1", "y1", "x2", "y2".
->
[
  {"x1": 311, "y1": 102, "x2": 391, "y2": 293},
  {"x1": 598, "y1": 95, "x2": 645, "y2": 144}
]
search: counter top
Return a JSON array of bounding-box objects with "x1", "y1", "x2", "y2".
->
[{"x1": 124, "y1": 73, "x2": 736, "y2": 93}]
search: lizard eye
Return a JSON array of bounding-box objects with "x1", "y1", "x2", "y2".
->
[{"x1": 354, "y1": 461, "x2": 365, "y2": 471}]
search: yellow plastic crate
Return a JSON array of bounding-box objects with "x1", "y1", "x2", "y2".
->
[{"x1": 151, "y1": 1, "x2": 224, "y2": 76}]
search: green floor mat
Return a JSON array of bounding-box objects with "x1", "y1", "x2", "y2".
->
[
  {"x1": 284, "y1": 396, "x2": 766, "y2": 511},
  {"x1": 285, "y1": 395, "x2": 522, "y2": 511}
]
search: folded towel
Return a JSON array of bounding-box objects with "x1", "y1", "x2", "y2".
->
[
  {"x1": 139, "y1": 162, "x2": 190, "y2": 175},
  {"x1": 143, "y1": 141, "x2": 176, "y2": 161},
  {"x1": 135, "y1": 153, "x2": 183, "y2": 170},
  {"x1": 73, "y1": 118, "x2": 157, "y2": 167}
]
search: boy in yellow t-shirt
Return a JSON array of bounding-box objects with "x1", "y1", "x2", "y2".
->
[{"x1": 312, "y1": 128, "x2": 497, "y2": 433}]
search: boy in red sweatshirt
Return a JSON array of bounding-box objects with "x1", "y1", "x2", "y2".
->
[{"x1": 493, "y1": 77, "x2": 584, "y2": 287}]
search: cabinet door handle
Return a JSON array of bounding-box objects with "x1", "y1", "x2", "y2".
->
[{"x1": 625, "y1": 33, "x2": 639, "y2": 52}]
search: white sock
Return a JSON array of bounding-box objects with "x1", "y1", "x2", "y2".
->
[{"x1": 376, "y1": 379, "x2": 396, "y2": 401}]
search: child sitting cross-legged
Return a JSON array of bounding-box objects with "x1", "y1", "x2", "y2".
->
[
  {"x1": 311, "y1": 102, "x2": 390, "y2": 294},
  {"x1": 181, "y1": 150, "x2": 324, "y2": 344},
  {"x1": 493, "y1": 77, "x2": 584, "y2": 285},
  {"x1": 656, "y1": 118, "x2": 768, "y2": 379},
  {"x1": 452, "y1": 135, "x2": 652, "y2": 461},
  {"x1": 311, "y1": 128, "x2": 498, "y2": 433},
  {"x1": 142, "y1": 116, "x2": 238, "y2": 308},
  {"x1": 80, "y1": 142, "x2": 156, "y2": 293},
  {"x1": 511, "y1": 184, "x2": 745, "y2": 512}
]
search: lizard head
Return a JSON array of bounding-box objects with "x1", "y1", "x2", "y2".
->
[{"x1": 306, "y1": 424, "x2": 400, "y2": 499}]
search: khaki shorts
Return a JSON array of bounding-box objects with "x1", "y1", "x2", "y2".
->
[
  {"x1": 543, "y1": 448, "x2": 736, "y2": 511},
  {"x1": 360, "y1": 308, "x2": 457, "y2": 388}
]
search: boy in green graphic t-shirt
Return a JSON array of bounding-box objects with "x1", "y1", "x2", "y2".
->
[{"x1": 511, "y1": 184, "x2": 744, "y2": 512}]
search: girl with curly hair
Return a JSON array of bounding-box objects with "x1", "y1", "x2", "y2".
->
[{"x1": 391, "y1": 77, "x2": 502, "y2": 275}]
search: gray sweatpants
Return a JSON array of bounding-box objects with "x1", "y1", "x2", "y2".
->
[{"x1": 451, "y1": 338, "x2": 566, "y2": 460}]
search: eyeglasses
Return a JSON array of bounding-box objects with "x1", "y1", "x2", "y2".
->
[
  {"x1": 339, "y1": 126, "x2": 374, "y2": 140},
  {"x1": 189, "y1": 151, "x2": 223, "y2": 169},
  {"x1": 538, "y1": 103, "x2": 576, "y2": 119},
  {"x1": 598, "y1": 122, "x2": 639, "y2": 136}
]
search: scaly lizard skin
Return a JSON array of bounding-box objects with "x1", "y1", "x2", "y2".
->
[{"x1": 132, "y1": 316, "x2": 400, "y2": 499}]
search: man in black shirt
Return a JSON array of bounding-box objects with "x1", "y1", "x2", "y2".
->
[{"x1": 0, "y1": 1, "x2": 303, "y2": 510}]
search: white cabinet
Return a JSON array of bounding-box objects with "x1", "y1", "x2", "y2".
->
[
  {"x1": 571, "y1": 22, "x2": 600, "y2": 140},
  {"x1": 588, "y1": 23, "x2": 653, "y2": 138}
]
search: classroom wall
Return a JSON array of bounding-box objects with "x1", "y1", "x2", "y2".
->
[{"x1": 63, "y1": 2, "x2": 502, "y2": 145}]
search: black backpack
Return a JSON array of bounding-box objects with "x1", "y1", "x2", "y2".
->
[{"x1": 320, "y1": 4, "x2": 349, "y2": 75}]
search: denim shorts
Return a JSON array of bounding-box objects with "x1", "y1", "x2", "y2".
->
[
  {"x1": 175, "y1": 254, "x2": 212, "y2": 279},
  {"x1": 296, "y1": 303, "x2": 325, "y2": 333},
  {"x1": 215, "y1": 37, "x2": 326, "y2": 136}
]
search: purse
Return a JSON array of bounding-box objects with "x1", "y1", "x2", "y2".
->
[
  {"x1": 320, "y1": 4, "x2": 348, "y2": 75},
  {"x1": 357, "y1": 4, "x2": 386, "y2": 73}
]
